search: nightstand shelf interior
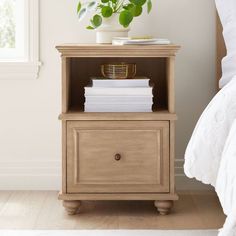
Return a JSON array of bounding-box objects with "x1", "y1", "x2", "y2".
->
[{"x1": 66, "y1": 57, "x2": 168, "y2": 112}]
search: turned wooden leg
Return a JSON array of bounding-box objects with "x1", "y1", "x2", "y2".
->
[
  {"x1": 154, "y1": 200, "x2": 173, "y2": 215},
  {"x1": 63, "y1": 200, "x2": 81, "y2": 215}
]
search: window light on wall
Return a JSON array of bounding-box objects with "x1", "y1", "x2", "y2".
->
[{"x1": 0, "y1": 0, "x2": 41, "y2": 79}]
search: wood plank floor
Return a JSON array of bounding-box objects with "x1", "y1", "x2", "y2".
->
[{"x1": 0, "y1": 191, "x2": 226, "y2": 230}]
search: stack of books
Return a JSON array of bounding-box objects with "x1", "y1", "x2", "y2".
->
[
  {"x1": 84, "y1": 78, "x2": 153, "y2": 112},
  {"x1": 112, "y1": 37, "x2": 171, "y2": 45}
]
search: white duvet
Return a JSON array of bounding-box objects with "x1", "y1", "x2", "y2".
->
[{"x1": 184, "y1": 76, "x2": 236, "y2": 236}]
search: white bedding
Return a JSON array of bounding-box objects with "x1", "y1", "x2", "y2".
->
[
  {"x1": 184, "y1": 76, "x2": 236, "y2": 235},
  {"x1": 215, "y1": 0, "x2": 236, "y2": 88},
  {"x1": 217, "y1": 119, "x2": 236, "y2": 236}
]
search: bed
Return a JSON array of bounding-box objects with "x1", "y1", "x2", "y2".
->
[{"x1": 184, "y1": 4, "x2": 236, "y2": 236}]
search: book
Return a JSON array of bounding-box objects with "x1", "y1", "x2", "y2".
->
[
  {"x1": 85, "y1": 108, "x2": 152, "y2": 112},
  {"x1": 91, "y1": 78, "x2": 150, "y2": 88},
  {"x1": 84, "y1": 104, "x2": 152, "y2": 113},
  {"x1": 112, "y1": 37, "x2": 171, "y2": 46},
  {"x1": 85, "y1": 87, "x2": 153, "y2": 96},
  {"x1": 85, "y1": 95, "x2": 153, "y2": 104}
]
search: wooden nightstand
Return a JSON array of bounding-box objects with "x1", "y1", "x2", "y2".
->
[{"x1": 56, "y1": 44, "x2": 180, "y2": 215}]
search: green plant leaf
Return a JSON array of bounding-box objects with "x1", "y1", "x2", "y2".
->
[
  {"x1": 101, "y1": 0, "x2": 109, "y2": 3},
  {"x1": 91, "y1": 14, "x2": 102, "y2": 28},
  {"x1": 147, "y1": 0, "x2": 152, "y2": 13},
  {"x1": 123, "y1": 4, "x2": 142, "y2": 17},
  {"x1": 129, "y1": 0, "x2": 146, "y2": 6},
  {"x1": 111, "y1": 0, "x2": 118, "y2": 3},
  {"x1": 119, "y1": 10, "x2": 133, "y2": 28},
  {"x1": 97, "y1": 4, "x2": 105, "y2": 8},
  {"x1": 101, "y1": 6, "x2": 113, "y2": 18},
  {"x1": 77, "y1": 1, "x2": 82, "y2": 13},
  {"x1": 86, "y1": 25, "x2": 95, "y2": 30},
  {"x1": 134, "y1": 5, "x2": 142, "y2": 16},
  {"x1": 78, "y1": 8, "x2": 87, "y2": 21}
]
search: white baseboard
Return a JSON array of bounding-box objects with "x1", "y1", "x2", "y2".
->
[
  {"x1": 0, "y1": 159, "x2": 213, "y2": 191},
  {"x1": 0, "y1": 175, "x2": 61, "y2": 190},
  {"x1": 0, "y1": 160, "x2": 61, "y2": 190},
  {"x1": 175, "y1": 159, "x2": 213, "y2": 190},
  {"x1": 176, "y1": 176, "x2": 213, "y2": 190}
]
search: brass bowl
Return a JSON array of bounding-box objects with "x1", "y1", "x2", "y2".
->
[{"x1": 101, "y1": 63, "x2": 136, "y2": 79}]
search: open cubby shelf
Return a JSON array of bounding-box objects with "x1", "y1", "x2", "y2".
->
[{"x1": 68, "y1": 57, "x2": 168, "y2": 112}]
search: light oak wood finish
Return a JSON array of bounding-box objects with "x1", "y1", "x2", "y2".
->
[
  {"x1": 57, "y1": 45, "x2": 180, "y2": 113},
  {"x1": 167, "y1": 57, "x2": 176, "y2": 113},
  {"x1": 69, "y1": 57, "x2": 168, "y2": 111},
  {"x1": 58, "y1": 193, "x2": 178, "y2": 201},
  {"x1": 63, "y1": 200, "x2": 81, "y2": 215},
  {"x1": 57, "y1": 44, "x2": 180, "y2": 214},
  {"x1": 56, "y1": 44, "x2": 180, "y2": 58},
  {"x1": 62, "y1": 57, "x2": 71, "y2": 113},
  {"x1": 0, "y1": 191, "x2": 225, "y2": 230},
  {"x1": 154, "y1": 200, "x2": 173, "y2": 215},
  {"x1": 66, "y1": 121, "x2": 170, "y2": 193},
  {"x1": 61, "y1": 121, "x2": 67, "y2": 194},
  {"x1": 169, "y1": 121, "x2": 176, "y2": 194},
  {"x1": 59, "y1": 111, "x2": 177, "y2": 121}
]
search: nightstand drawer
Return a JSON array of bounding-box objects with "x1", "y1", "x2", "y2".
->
[{"x1": 67, "y1": 121, "x2": 170, "y2": 193}]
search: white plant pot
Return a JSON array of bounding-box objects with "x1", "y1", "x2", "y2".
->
[{"x1": 96, "y1": 14, "x2": 130, "y2": 44}]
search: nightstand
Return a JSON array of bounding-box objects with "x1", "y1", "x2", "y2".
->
[{"x1": 56, "y1": 44, "x2": 180, "y2": 215}]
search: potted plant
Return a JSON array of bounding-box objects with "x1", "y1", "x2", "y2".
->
[{"x1": 77, "y1": 0, "x2": 152, "y2": 44}]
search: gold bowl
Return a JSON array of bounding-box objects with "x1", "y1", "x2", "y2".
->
[{"x1": 101, "y1": 63, "x2": 136, "y2": 79}]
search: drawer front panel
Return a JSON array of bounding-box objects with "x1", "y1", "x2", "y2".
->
[{"x1": 67, "y1": 121, "x2": 169, "y2": 193}]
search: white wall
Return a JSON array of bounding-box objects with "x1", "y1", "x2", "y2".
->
[{"x1": 0, "y1": 0, "x2": 216, "y2": 190}]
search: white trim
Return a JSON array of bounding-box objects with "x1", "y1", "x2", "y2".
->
[
  {"x1": 0, "y1": 61, "x2": 41, "y2": 79},
  {"x1": 0, "y1": 160, "x2": 61, "y2": 190},
  {"x1": 175, "y1": 158, "x2": 213, "y2": 190},
  {"x1": 0, "y1": 159, "x2": 212, "y2": 191},
  {"x1": 0, "y1": 0, "x2": 26, "y2": 60},
  {"x1": 0, "y1": 0, "x2": 41, "y2": 80},
  {"x1": 176, "y1": 176, "x2": 213, "y2": 191}
]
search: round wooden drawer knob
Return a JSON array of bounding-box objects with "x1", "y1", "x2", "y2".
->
[{"x1": 115, "y1": 154, "x2": 121, "y2": 161}]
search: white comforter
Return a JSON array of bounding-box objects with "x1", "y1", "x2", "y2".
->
[{"x1": 184, "y1": 76, "x2": 236, "y2": 236}]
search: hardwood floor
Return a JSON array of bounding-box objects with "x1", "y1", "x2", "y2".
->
[{"x1": 0, "y1": 191, "x2": 226, "y2": 230}]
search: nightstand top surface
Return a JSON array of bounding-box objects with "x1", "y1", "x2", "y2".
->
[{"x1": 56, "y1": 44, "x2": 180, "y2": 57}]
